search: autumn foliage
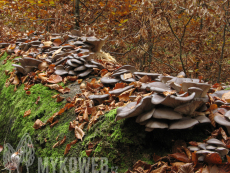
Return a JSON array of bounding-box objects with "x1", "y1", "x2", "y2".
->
[{"x1": 1, "y1": 0, "x2": 230, "y2": 82}]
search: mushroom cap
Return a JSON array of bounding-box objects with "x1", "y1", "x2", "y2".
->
[
  {"x1": 71, "y1": 58, "x2": 83, "y2": 65},
  {"x1": 133, "y1": 72, "x2": 160, "y2": 79},
  {"x1": 168, "y1": 77, "x2": 193, "y2": 85},
  {"x1": 194, "y1": 115, "x2": 211, "y2": 124},
  {"x1": 168, "y1": 117, "x2": 199, "y2": 129},
  {"x1": 215, "y1": 100, "x2": 226, "y2": 106},
  {"x1": 188, "y1": 146, "x2": 200, "y2": 151},
  {"x1": 177, "y1": 71, "x2": 186, "y2": 77},
  {"x1": 215, "y1": 147, "x2": 229, "y2": 156},
  {"x1": 174, "y1": 100, "x2": 204, "y2": 115},
  {"x1": 210, "y1": 90, "x2": 230, "y2": 98},
  {"x1": 198, "y1": 143, "x2": 208, "y2": 150},
  {"x1": 84, "y1": 36, "x2": 107, "y2": 52},
  {"x1": 74, "y1": 65, "x2": 87, "y2": 72},
  {"x1": 182, "y1": 82, "x2": 211, "y2": 97},
  {"x1": 116, "y1": 96, "x2": 154, "y2": 121},
  {"x1": 54, "y1": 57, "x2": 68, "y2": 66},
  {"x1": 54, "y1": 69, "x2": 68, "y2": 76},
  {"x1": 84, "y1": 63, "x2": 98, "y2": 68},
  {"x1": 100, "y1": 77, "x2": 120, "y2": 85},
  {"x1": 151, "y1": 92, "x2": 195, "y2": 108},
  {"x1": 169, "y1": 82, "x2": 182, "y2": 92},
  {"x1": 23, "y1": 57, "x2": 43, "y2": 66},
  {"x1": 68, "y1": 70, "x2": 77, "y2": 76},
  {"x1": 90, "y1": 59, "x2": 104, "y2": 69},
  {"x1": 120, "y1": 74, "x2": 136, "y2": 83},
  {"x1": 109, "y1": 85, "x2": 134, "y2": 96},
  {"x1": 214, "y1": 114, "x2": 230, "y2": 127},
  {"x1": 114, "y1": 65, "x2": 137, "y2": 74},
  {"x1": 206, "y1": 145, "x2": 216, "y2": 150},
  {"x1": 188, "y1": 87, "x2": 203, "y2": 98},
  {"x1": 196, "y1": 150, "x2": 214, "y2": 154},
  {"x1": 12, "y1": 64, "x2": 26, "y2": 75},
  {"x1": 78, "y1": 69, "x2": 93, "y2": 78},
  {"x1": 112, "y1": 69, "x2": 130, "y2": 77},
  {"x1": 159, "y1": 76, "x2": 174, "y2": 84},
  {"x1": 206, "y1": 138, "x2": 226, "y2": 147},
  {"x1": 141, "y1": 82, "x2": 169, "y2": 91},
  {"x1": 66, "y1": 59, "x2": 79, "y2": 67},
  {"x1": 152, "y1": 107, "x2": 183, "y2": 120},
  {"x1": 136, "y1": 108, "x2": 156, "y2": 123},
  {"x1": 88, "y1": 94, "x2": 109, "y2": 104},
  {"x1": 145, "y1": 119, "x2": 168, "y2": 129}
]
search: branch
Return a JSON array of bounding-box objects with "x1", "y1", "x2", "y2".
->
[
  {"x1": 88, "y1": 0, "x2": 108, "y2": 25},
  {"x1": 138, "y1": 45, "x2": 177, "y2": 71},
  {"x1": 165, "y1": 16, "x2": 180, "y2": 42},
  {"x1": 79, "y1": 0, "x2": 88, "y2": 10}
]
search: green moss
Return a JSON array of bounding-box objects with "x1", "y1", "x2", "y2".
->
[{"x1": 0, "y1": 53, "x2": 211, "y2": 173}]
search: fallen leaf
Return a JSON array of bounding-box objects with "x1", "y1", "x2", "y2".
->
[
  {"x1": 51, "y1": 47, "x2": 62, "y2": 59},
  {"x1": 50, "y1": 120, "x2": 59, "y2": 128},
  {"x1": 35, "y1": 96, "x2": 40, "y2": 104},
  {"x1": 79, "y1": 122, "x2": 87, "y2": 129},
  {"x1": 64, "y1": 139, "x2": 78, "y2": 155},
  {"x1": 26, "y1": 91, "x2": 31, "y2": 95},
  {"x1": 101, "y1": 69, "x2": 108, "y2": 76},
  {"x1": 163, "y1": 90, "x2": 176, "y2": 96},
  {"x1": 23, "y1": 109, "x2": 31, "y2": 117},
  {"x1": 222, "y1": 91, "x2": 230, "y2": 103},
  {"x1": 153, "y1": 153, "x2": 161, "y2": 162},
  {"x1": 139, "y1": 75, "x2": 151, "y2": 83},
  {"x1": 83, "y1": 108, "x2": 89, "y2": 122},
  {"x1": 118, "y1": 88, "x2": 135, "y2": 102},
  {"x1": 74, "y1": 126, "x2": 85, "y2": 141},
  {"x1": 53, "y1": 39, "x2": 63, "y2": 46},
  {"x1": 33, "y1": 119, "x2": 45, "y2": 129},
  {"x1": 191, "y1": 152, "x2": 198, "y2": 167},
  {"x1": 56, "y1": 135, "x2": 59, "y2": 141},
  {"x1": 77, "y1": 79, "x2": 83, "y2": 84},
  {"x1": 88, "y1": 142, "x2": 94, "y2": 149},
  {"x1": 210, "y1": 104, "x2": 218, "y2": 111},
  {"x1": 123, "y1": 73, "x2": 132, "y2": 79},
  {"x1": 209, "y1": 111, "x2": 216, "y2": 127},
  {"x1": 58, "y1": 87, "x2": 70, "y2": 94},
  {"x1": 38, "y1": 61, "x2": 49, "y2": 71},
  {"x1": 59, "y1": 136, "x2": 66, "y2": 145},
  {"x1": 114, "y1": 82, "x2": 126, "y2": 89},
  {"x1": 67, "y1": 76, "x2": 78, "y2": 81},
  {"x1": 86, "y1": 149, "x2": 92, "y2": 157},
  {"x1": 12, "y1": 75, "x2": 20, "y2": 85},
  {"x1": 170, "y1": 153, "x2": 190, "y2": 163},
  {"x1": 178, "y1": 163, "x2": 194, "y2": 173},
  {"x1": 42, "y1": 41, "x2": 53, "y2": 46},
  {"x1": 211, "y1": 127, "x2": 228, "y2": 140},
  {"x1": 51, "y1": 94, "x2": 59, "y2": 98},
  {"x1": 47, "y1": 75, "x2": 62, "y2": 84},
  {"x1": 56, "y1": 95, "x2": 65, "y2": 102},
  {"x1": 204, "y1": 153, "x2": 222, "y2": 164},
  {"x1": 38, "y1": 73, "x2": 48, "y2": 81},
  {"x1": 53, "y1": 141, "x2": 60, "y2": 148},
  {"x1": 189, "y1": 141, "x2": 198, "y2": 146}
]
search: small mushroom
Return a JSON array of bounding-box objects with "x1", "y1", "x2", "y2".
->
[
  {"x1": 112, "y1": 69, "x2": 130, "y2": 77},
  {"x1": 188, "y1": 87, "x2": 203, "y2": 98},
  {"x1": 194, "y1": 115, "x2": 211, "y2": 124},
  {"x1": 215, "y1": 147, "x2": 229, "y2": 156},
  {"x1": 100, "y1": 77, "x2": 120, "y2": 85},
  {"x1": 206, "y1": 138, "x2": 226, "y2": 147},
  {"x1": 84, "y1": 36, "x2": 107, "y2": 52},
  {"x1": 198, "y1": 143, "x2": 208, "y2": 150},
  {"x1": 113, "y1": 65, "x2": 137, "y2": 74},
  {"x1": 206, "y1": 145, "x2": 216, "y2": 150},
  {"x1": 66, "y1": 59, "x2": 79, "y2": 67},
  {"x1": 174, "y1": 100, "x2": 204, "y2": 115},
  {"x1": 169, "y1": 82, "x2": 182, "y2": 92},
  {"x1": 188, "y1": 146, "x2": 200, "y2": 151},
  {"x1": 74, "y1": 65, "x2": 87, "y2": 72},
  {"x1": 182, "y1": 82, "x2": 211, "y2": 97},
  {"x1": 120, "y1": 74, "x2": 136, "y2": 83},
  {"x1": 88, "y1": 94, "x2": 109, "y2": 104}
]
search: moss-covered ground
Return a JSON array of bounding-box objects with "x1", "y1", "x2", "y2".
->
[{"x1": 0, "y1": 53, "x2": 212, "y2": 173}]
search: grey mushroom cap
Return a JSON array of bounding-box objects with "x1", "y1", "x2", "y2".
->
[
  {"x1": 169, "y1": 82, "x2": 182, "y2": 92},
  {"x1": 78, "y1": 69, "x2": 93, "y2": 78},
  {"x1": 206, "y1": 145, "x2": 216, "y2": 150},
  {"x1": 188, "y1": 87, "x2": 203, "y2": 98},
  {"x1": 206, "y1": 138, "x2": 226, "y2": 147},
  {"x1": 141, "y1": 82, "x2": 170, "y2": 91},
  {"x1": 54, "y1": 57, "x2": 68, "y2": 66},
  {"x1": 112, "y1": 69, "x2": 130, "y2": 77},
  {"x1": 152, "y1": 107, "x2": 183, "y2": 120},
  {"x1": 120, "y1": 74, "x2": 136, "y2": 83},
  {"x1": 198, "y1": 143, "x2": 208, "y2": 150},
  {"x1": 174, "y1": 100, "x2": 204, "y2": 115},
  {"x1": 116, "y1": 102, "x2": 137, "y2": 116},
  {"x1": 169, "y1": 117, "x2": 199, "y2": 129},
  {"x1": 114, "y1": 65, "x2": 137, "y2": 74},
  {"x1": 100, "y1": 77, "x2": 120, "y2": 85},
  {"x1": 188, "y1": 146, "x2": 200, "y2": 151},
  {"x1": 198, "y1": 155, "x2": 205, "y2": 162},
  {"x1": 66, "y1": 59, "x2": 79, "y2": 67},
  {"x1": 196, "y1": 150, "x2": 214, "y2": 154},
  {"x1": 151, "y1": 92, "x2": 195, "y2": 108},
  {"x1": 23, "y1": 57, "x2": 43, "y2": 66},
  {"x1": 177, "y1": 71, "x2": 186, "y2": 77},
  {"x1": 194, "y1": 115, "x2": 211, "y2": 124},
  {"x1": 136, "y1": 108, "x2": 156, "y2": 123},
  {"x1": 90, "y1": 59, "x2": 104, "y2": 69},
  {"x1": 145, "y1": 119, "x2": 168, "y2": 129},
  {"x1": 133, "y1": 72, "x2": 160, "y2": 79},
  {"x1": 215, "y1": 100, "x2": 226, "y2": 106},
  {"x1": 109, "y1": 85, "x2": 134, "y2": 96},
  {"x1": 84, "y1": 36, "x2": 107, "y2": 52},
  {"x1": 159, "y1": 76, "x2": 174, "y2": 83},
  {"x1": 12, "y1": 64, "x2": 26, "y2": 75},
  {"x1": 150, "y1": 87, "x2": 172, "y2": 93},
  {"x1": 215, "y1": 147, "x2": 229, "y2": 156},
  {"x1": 116, "y1": 96, "x2": 154, "y2": 121},
  {"x1": 167, "y1": 77, "x2": 193, "y2": 85},
  {"x1": 68, "y1": 70, "x2": 77, "y2": 76},
  {"x1": 74, "y1": 65, "x2": 87, "y2": 72},
  {"x1": 182, "y1": 82, "x2": 211, "y2": 97},
  {"x1": 210, "y1": 90, "x2": 230, "y2": 98},
  {"x1": 84, "y1": 63, "x2": 98, "y2": 68},
  {"x1": 71, "y1": 58, "x2": 83, "y2": 65},
  {"x1": 214, "y1": 114, "x2": 230, "y2": 127},
  {"x1": 88, "y1": 94, "x2": 109, "y2": 104},
  {"x1": 54, "y1": 69, "x2": 68, "y2": 76}
]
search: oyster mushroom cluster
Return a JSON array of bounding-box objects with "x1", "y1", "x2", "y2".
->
[
  {"x1": 2, "y1": 30, "x2": 113, "y2": 78},
  {"x1": 105, "y1": 65, "x2": 214, "y2": 131},
  {"x1": 188, "y1": 138, "x2": 229, "y2": 161}
]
